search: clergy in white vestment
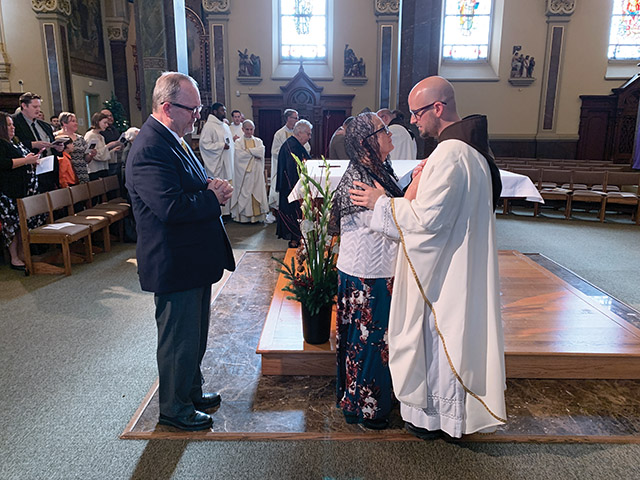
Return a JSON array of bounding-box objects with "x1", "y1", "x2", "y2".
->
[
  {"x1": 199, "y1": 102, "x2": 234, "y2": 214},
  {"x1": 377, "y1": 109, "x2": 417, "y2": 161},
  {"x1": 352, "y1": 76, "x2": 506, "y2": 439},
  {"x1": 268, "y1": 109, "x2": 311, "y2": 209},
  {"x1": 229, "y1": 109, "x2": 243, "y2": 142},
  {"x1": 230, "y1": 120, "x2": 269, "y2": 223}
]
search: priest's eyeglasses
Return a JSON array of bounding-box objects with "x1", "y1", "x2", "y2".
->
[
  {"x1": 165, "y1": 102, "x2": 203, "y2": 116},
  {"x1": 410, "y1": 101, "x2": 447, "y2": 120},
  {"x1": 365, "y1": 124, "x2": 391, "y2": 139}
]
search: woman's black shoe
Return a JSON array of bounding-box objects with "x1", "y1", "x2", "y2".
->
[
  {"x1": 10, "y1": 263, "x2": 26, "y2": 271},
  {"x1": 363, "y1": 418, "x2": 389, "y2": 430},
  {"x1": 343, "y1": 412, "x2": 358, "y2": 424}
]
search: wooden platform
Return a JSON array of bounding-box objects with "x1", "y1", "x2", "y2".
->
[{"x1": 257, "y1": 250, "x2": 640, "y2": 379}]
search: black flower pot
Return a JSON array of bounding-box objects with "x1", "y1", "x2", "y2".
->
[{"x1": 301, "y1": 303, "x2": 332, "y2": 345}]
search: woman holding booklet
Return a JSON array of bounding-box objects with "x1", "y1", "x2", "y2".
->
[{"x1": 0, "y1": 111, "x2": 46, "y2": 271}]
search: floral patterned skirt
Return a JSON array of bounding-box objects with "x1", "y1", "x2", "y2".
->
[
  {"x1": 336, "y1": 270, "x2": 393, "y2": 421},
  {"x1": 0, "y1": 193, "x2": 46, "y2": 248}
]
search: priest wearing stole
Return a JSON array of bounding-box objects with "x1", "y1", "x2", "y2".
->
[
  {"x1": 230, "y1": 120, "x2": 269, "y2": 223},
  {"x1": 350, "y1": 76, "x2": 506, "y2": 439}
]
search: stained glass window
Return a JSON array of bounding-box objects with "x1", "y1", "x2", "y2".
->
[
  {"x1": 280, "y1": 0, "x2": 327, "y2": 60},
  {"x1": 442, "y1": 0, "x2": 492, "y2": 61},
  {"x1": 609, "y1": 0, "x2": 640, "y2": 60}
]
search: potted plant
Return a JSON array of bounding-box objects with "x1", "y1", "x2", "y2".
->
[{"x1": 275, "y1": 155, "x2": 338, "y2": 344}]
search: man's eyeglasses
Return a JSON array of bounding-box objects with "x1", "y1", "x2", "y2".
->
[
  {"x1": 410, "y1": 101, "x2": 447, "y2": 120},
  {"x1": 365, "y1": 124, "x2": 391, "y2": 139},
  {"x1": 165, "y1": 102, "x2": 203, "y2": 116}
]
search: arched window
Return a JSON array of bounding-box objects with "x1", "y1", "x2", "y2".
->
[
  {"x1": 608, "y1": 0, "x2": 640, "y2": 60},
  {"x1": 442, "y1": 0, "x2": 493, "y2": 61},
  {"x1": 273, "y1": 0, "x2": 333, "y2": 79},
  {"x1": 280, "y1": 0, "x2": 327, "y2": 60},
  {"x1": 439, "y1": 0, "x2": 504, "y2": 80}
]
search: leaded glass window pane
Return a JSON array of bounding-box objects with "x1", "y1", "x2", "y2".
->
[
  {"x1": 442, "y1": 0, "x2": 492, "y2": 61},
  {"x1": 280, "y1": 0, "x2": 327, "y2": 60},
  {"x1": 609, "y1": 0, "x2": 640, "y2": 60}
]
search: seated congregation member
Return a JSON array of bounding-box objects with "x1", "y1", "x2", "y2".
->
[
  {"x1": 12, "y1": 92, "x2": 63, "y2": 192},
  {"x1": 275, "y1": 119, "x2": 312, "y2": 248},
  {"x1": 55, "y1": 136, "x2": 77, "y2": 188},
  {"x1": 58, "y1": 112, "x2": 97, "y2": 184},
  {"x1": 330, "y1": 112, "x2": 404, "y2": 429},
  {"x1": 230, "y1": 120, "x2": 269, "y2": 223},
  {"x1": 0, "y1": 111, "x2": 45, "y2": 271},
  {"x1": 84, "y1": 112, "x2": 122, "y2": 180}
]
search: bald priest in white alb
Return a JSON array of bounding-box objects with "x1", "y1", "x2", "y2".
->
[{"x1": 350, "y1": 76, "x2": 506, "y2": 439}]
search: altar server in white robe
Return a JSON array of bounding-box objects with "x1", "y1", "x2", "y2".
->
[
  {"x1": 268, "y1": 109, "x2": 311, "y2": 209},
  {"x1": 230, "y1": 119, "x2": 268, "y2": 223},
  {"x1": 200, "y1": 102, "x2": 234, "y2": 215},
  {"x1": 350, "y1": 76, "x2": 506, "y2": 439},
  {"x1": 229, "y1": 109, "x2": 243, "y2": 142}
]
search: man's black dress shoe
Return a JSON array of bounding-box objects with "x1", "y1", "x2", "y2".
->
[
  {"x1": 10, "y1": 263, "x2": 26, "y2": 271},
  {"x1": 405, "y1": 421, "x2": 443, "y2": 440},
  {"x1": 158, "y1": 411, "x2": 212, "y2": 431},
  {"x1": 193, "y1": 392, "x2": 221, "y2": 411}
]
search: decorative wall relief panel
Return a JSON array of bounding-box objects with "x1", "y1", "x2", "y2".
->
[
  {"x1": 546, "y1": 0, "x2": 576, "y2": 16},
  {"x1": 203, "y1": 0, "x2": 230, "y2": 13},
  {"x1": 31, "y1": 0, "x2": 71, "y2": 16},
  {"x1": 374, "y1": 0, "x2": 399, "y2": 15}
]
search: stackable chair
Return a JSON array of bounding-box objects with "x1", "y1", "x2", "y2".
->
[
  {"x1": 17, "y1": 193, "x2": 93, "y2": 276},
  {"x1": 70, "y1": 182, "x2": 128, "y2": 242},
  {"x1": 534, "y1": 169, "x2": 573, "y2": 218},
  {"x1": 602, "y1": 172, "x2": 640, "y2": 224},
  {"x1": 103, "y1": 175, "x2": 130, "y2": 207},
  {"x1": 47, "y1": 188, "x2": 111, "y2": 253},
  {"x1": 565, "y1": 171, "x2": 607, "y2": 221}
]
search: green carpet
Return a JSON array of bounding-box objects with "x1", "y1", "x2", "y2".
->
[{"x1": 1, "y1": 220, "x2": 640, "y2": 479}]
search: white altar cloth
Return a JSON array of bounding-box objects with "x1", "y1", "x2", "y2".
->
[{"x1": 288, "y1": 160, "x2": 543, "y2": 203}]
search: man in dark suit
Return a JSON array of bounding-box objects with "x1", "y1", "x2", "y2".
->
[
  {"x1": 126, "y1": 72, "x2": 235, "y2": 431},
  {"x1": 12, "y1": 92, "x2": 63, "y2": 192}
]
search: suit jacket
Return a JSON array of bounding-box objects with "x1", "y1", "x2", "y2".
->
[
  {"x1": 125, "y1": 116, "x2": 235, "y2": 294},
  {"x1": 11, "y1": 112, "x2": 59, "y2": 191}
]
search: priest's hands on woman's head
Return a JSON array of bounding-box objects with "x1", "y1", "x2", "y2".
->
[
  {"x1": 207, "y1": 177, "x2": 234, "y2": 205},
  {"x1": 350, "y1": 180, "x2": 385, "y2": 209}
]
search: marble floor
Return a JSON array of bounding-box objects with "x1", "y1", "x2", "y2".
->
[{"x1": 122, "y1": 252, "x2": 640, "y2": 442}]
